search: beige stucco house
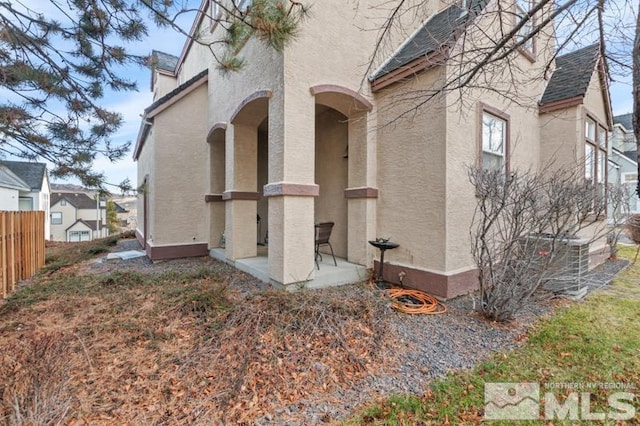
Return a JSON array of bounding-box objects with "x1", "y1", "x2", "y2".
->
[
  {"x1": 134, "y1": 0, "x2": 613, "y2": 298},
  {"x1": 50, "y1": 192, "x2": 108, "y2": 242}
]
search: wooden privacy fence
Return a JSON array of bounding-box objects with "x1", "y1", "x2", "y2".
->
[{"x1": 1, "y1": 211, "x2": 45, "y2": 298}]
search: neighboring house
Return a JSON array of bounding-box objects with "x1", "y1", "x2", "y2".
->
[
  {"x1": 110, "y1": 196, "x2": 137, "y2": 231},
  {"x1": 608, "y1": 113, "x2": 640, "y2": 216},
  {"x1": 0, "y1": 161, "x2": 51, "y2": 240},
  {"x1": 112, "y1": 201, "x2": 130, "y2": 230},
  {"x1": 0, "y1": 164, "x2": 30, "y2": 210},
  {"x1": 134, "y1": 0, "x2": 613, "y2": 298},
  {"x1": 49, "y1": 192, "x2": 108, "y2": 242}
]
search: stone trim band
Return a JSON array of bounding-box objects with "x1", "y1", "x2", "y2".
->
[
  {"x1": 263, "y1": 182, "x2": 320, "y2": 197},
  {"x1": 222, "y1": 191, "x2": 261, "y2": 201},
  {"x1": 344, "y1": 187, "x2": 379, "y2": 199}
]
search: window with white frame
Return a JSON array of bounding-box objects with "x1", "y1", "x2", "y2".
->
[
  {"x1": 51, "y1": 212, "x2": 62, "y2": 225},
  {"x1": 482, "y1": 111, "x2": 507, "y2": 172},
  {"x1": 597, "y1": 126, "x2": 606, "y2": 148},
  {"x1": 60, "y1": 199, "x2": 66, "y2": 206},
  {"x1": 585, "y1": 116, "x2": 607, "y2": 212},
  {"x1": 585, "y1": 143, "x2": 595, "y2": 181},
  {"x1": 585, "y1": 117, "x2": 596, "y2": 142},
  {"x1": 211, "y1": 0, "x2": 220, "y2": 17},
  {"x1": 515, "y1": 0, "x2": 533, "y2": 53}
]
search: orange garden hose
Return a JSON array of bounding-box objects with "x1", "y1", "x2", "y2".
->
[{"x1": 385, "y1": 288, "x2": 447, "y2": 315}]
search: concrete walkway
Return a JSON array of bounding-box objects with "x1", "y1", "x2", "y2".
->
[{"x1": 210, "y1": 248, "x2": 369, "y2": 289}]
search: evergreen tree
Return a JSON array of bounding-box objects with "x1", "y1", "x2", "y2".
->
[
  {"x1": 0, "y1": 0, "x2": 307, "y2": 190},
  {"x1": 106, "y1": 200, "x2": 119, "y2": 233}
]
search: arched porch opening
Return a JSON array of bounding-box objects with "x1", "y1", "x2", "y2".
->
[
  {"x1": 225, "y1": 90, "x2": 271, "y2": 260},
  {"x1": 315, "y1": 106, "x2": 348, "y2": 258},
  {"x1": 206, "y1": 122, "x2": 226, "y2": 249},
  {"x1": 311, "y1": 85, "x2": 375, "y2": 266}
]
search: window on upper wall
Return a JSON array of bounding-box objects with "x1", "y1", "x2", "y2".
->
[
  {"x1": 585, "y1": 143, "x2": 595, "y2": 181},
  {"x1": 585, "y1": 117, "x2": 596, "y2": 142},
  {"x1": 210, "y1": 0, "x2": 221, "y2": 32},
  {"x1": 60, "y1": 199, "x2": 66, "y2": 206},
  {"x1": 597, "y1": 125, "x2": 606, "y2": 148},
  {"x1": 51, "y1": 212, "x2": 62, "y2": 225},
  {"x1": 235, "y1": 0, "x2": 252, "y2": 12},
  {"x1": 585, "y1": 116, "x2": 607, "y2": 213},
  {"x1": 515, "y1": 0, "x2": 534, "y2": 56},
  {"x1": 481, "y1": 110, "x2": 508, "y2": 172}
]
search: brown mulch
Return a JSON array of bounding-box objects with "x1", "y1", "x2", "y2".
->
[
  {"x1": 0, "y1": 238, "x2": 395, "y2": 425},
  {"x1": 2, "y1": 236, "x2": 595, "y2": 425}
]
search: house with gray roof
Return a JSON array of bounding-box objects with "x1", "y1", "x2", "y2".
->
[
  {"x1": 49, "y1": 192, "x2": 108, "y2": 242},
  {"x1": 0, "y1": 160, "x2": 51, "y2": 240},
  {"x1": 609, "y1": 113, "x2": 640, "y2": 216},
  {"x1": 0, "y1": 164, "x2": 30, "y2": 209},
  {"x1": 134, "y1": 0, "x2": 615, "y2": 298}
]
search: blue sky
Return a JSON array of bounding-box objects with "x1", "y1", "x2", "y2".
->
[{"x1": 5, "y1": 1, "x2": 635, "y2": 190}]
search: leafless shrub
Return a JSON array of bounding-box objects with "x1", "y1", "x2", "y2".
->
[
  {"x1": 468, "y1": 165, "x2": 609, "y2": 321},
  {"x1": 0, "y1": 333, "x2": 76, "y2": 425},
  {"x1": 606, "y1": 183, "x2": 635, "y2": 257}
]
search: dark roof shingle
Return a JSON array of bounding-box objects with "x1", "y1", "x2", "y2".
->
[
  {"x1": 0, "y1": 161, "x2": 47, "y2": 191},
  {"x1": 614, "y1": 113, "x2": 633, "y2": 132},
  {"x1": 51, "y1": 192, "x2": 99, "y2": 210},
  {"x1": 151, "y1": 50, "x2": 179, "y2": 73},
  {"x1": 540, "y1": 44, "x2": 600, "y2": 105},
  {"x1": 144, "y1": 69, "x2": 208, "y2": 115},
  {"x1": 0, "y1": 164, "x2": 30, "y2": 191},
  {"x1": 371, "y1": 0, "x2": 488, "y2": 81}
]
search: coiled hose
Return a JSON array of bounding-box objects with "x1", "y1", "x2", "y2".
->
[{"x1": 385, "y1": 288, "x2": 447, "y2": 315}]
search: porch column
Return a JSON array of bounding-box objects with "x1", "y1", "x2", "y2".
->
[
  {"x1": 225, "y1": 123, "x2": 258, "y2": 260},
  {"x1": 207, "y1": 126, "x2": 226, "y2": 248},
  {"x1": 266, "y1": 91, "x2": 318, "y2": 285},
  {"x1": 346, "y1": 112, "x2": 378, "y2": 266}
]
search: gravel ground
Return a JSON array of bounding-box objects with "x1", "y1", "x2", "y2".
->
[
  {"x1": 79, "y1": 238, "x2": 270, "y2": 294},
  {"x1": 84, "y1": 238, "x2": 630, "y2": 424}
]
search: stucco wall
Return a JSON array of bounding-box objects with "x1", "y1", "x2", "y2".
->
[
  {"x1": 582, "y1": 70, "x2": 608, "y2": 127},
  {"x1": 136, "y1": 126, "x2": 155, "y2": 242},
  {"x1": 375, "y1": 68, "x2": 448, "y2": 272},
  {"x1": 439, "y1": 0, "x2": 556, "y2": 274},
  {"x1": 315, "y1": 107, "x2": 349, "y2": 258},
  {"x1": 77, "y1": 207, "x2": 105, "y2": 223},
  {"x1": 49, "y1": 201, "x2": 77, "y2": 241},
  {"x1": 154, "y1": 73, "x2": 178, "y2": 101},
  {"x1": 151, "y1": 83, "x2": 209, "y2": 246},
  {"x1": 540, "y1": 107, "x2": 581, "y2": 171}
]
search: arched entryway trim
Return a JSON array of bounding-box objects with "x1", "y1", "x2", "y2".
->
[
  {"x1": 309, "y1": 84, "x2": 373, "y2": 117},
  {"x1": 207, "y1": 122, "x2": 227, "y2": 143},
  {"x1": 230, "y1": 90, "x2": 273, "y2": 126}
]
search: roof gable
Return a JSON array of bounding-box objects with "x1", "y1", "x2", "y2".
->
[
  {"x1": 540, "y1": 44, "x2": 600, "y2": 106},
  {"x1": 133, "y1": 69, "x2": 209, "y2": 160},
  {"x1": 0, "y1": 164, "x2": 30, "y2": 191},
  {"x1": 614, "y1": 113, "x2": 633, "y2": 132},
  {"x1": 151, "y1": 50, "x2": 179, "y2": 73},
  {"x1": 371, "y1": 6, "x2": 463, "y2": 81},
  {"x1": 0, "y1": 161, "x2": 47, "y2": 191},
  {"x1": 65, "y1": 219, "x2": 107, "y2": 232},
  {"x1": 370, "y1": 0, "x2": 488, "y2": 89},
  {"x1": 51, "y1": 192, "x2": 99, "y2": 210}
]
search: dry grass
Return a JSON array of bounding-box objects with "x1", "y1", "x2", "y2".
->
[{"x1": 0, "y1": 238, "x2": 391, "y2": 424}]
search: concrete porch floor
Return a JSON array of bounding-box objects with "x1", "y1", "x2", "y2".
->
[{"x1": 209, "y1": 247, "x2": 370, "y2": 289}]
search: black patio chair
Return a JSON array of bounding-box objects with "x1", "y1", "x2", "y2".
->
[{"x1": 315, "y1": 222, "x2": 337, "y2": 269}]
